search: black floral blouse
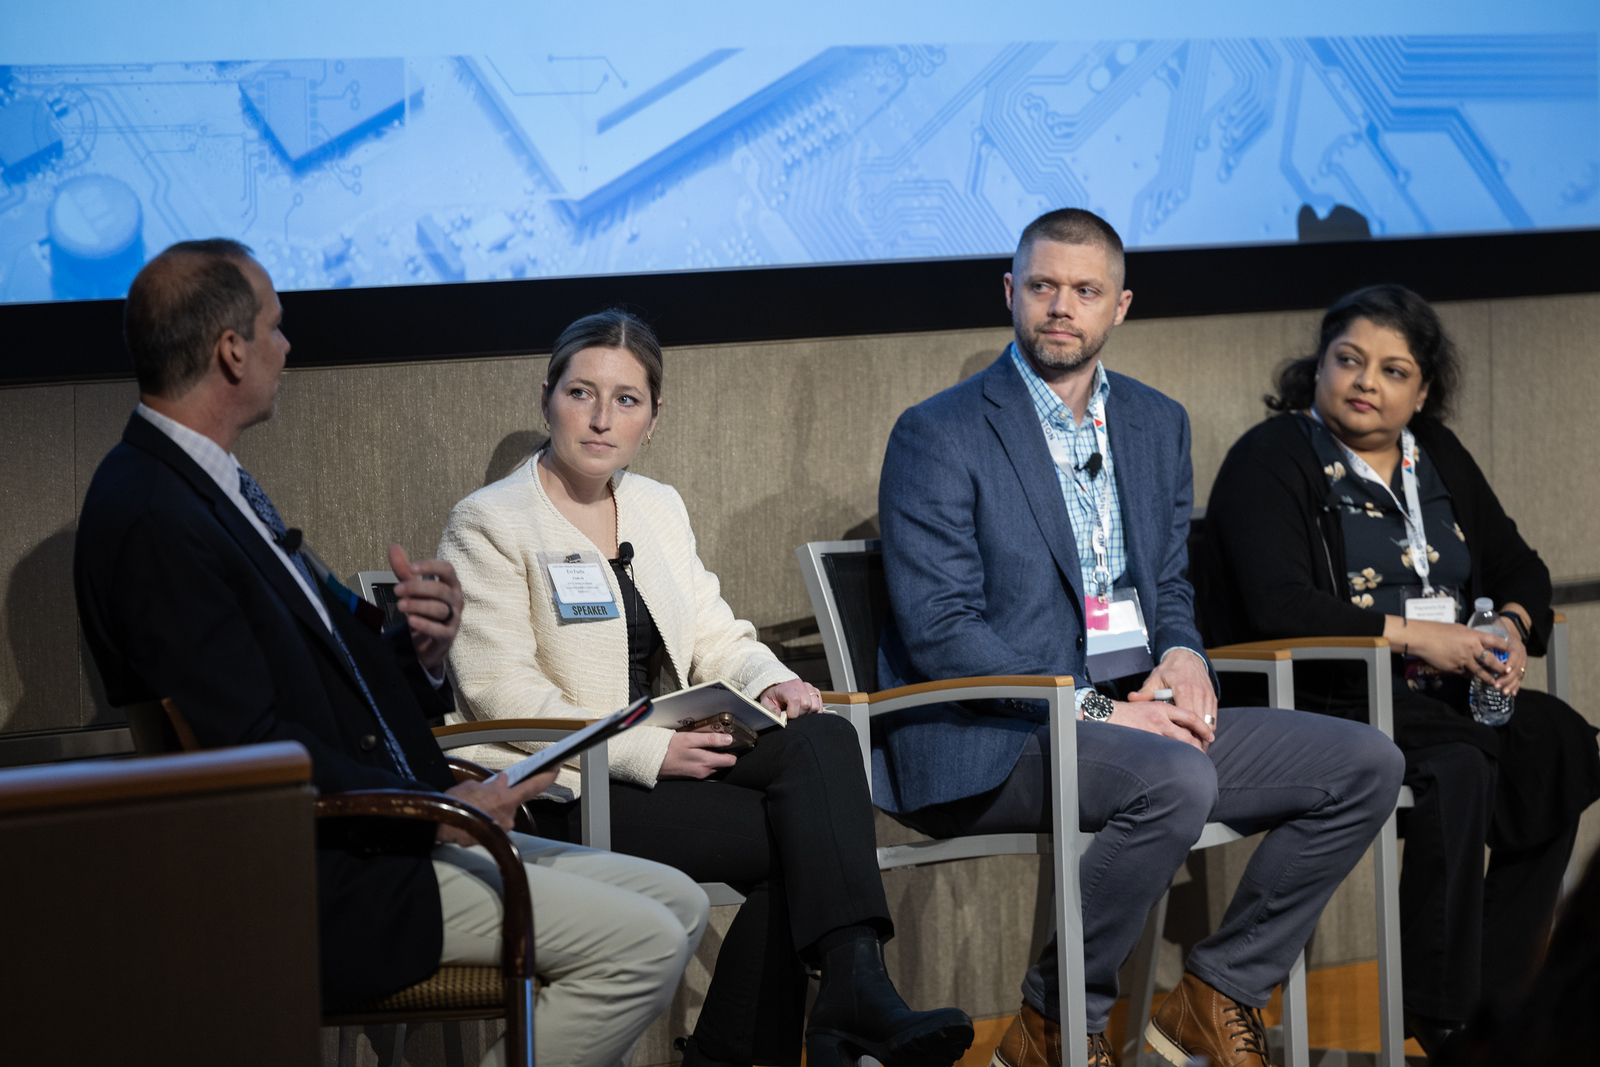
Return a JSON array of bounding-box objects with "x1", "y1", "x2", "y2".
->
[{"x1": 1299, "y1": 414, "x2": 1472, "y2": 692}]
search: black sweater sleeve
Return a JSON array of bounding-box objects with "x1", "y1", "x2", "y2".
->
[
  {"x1": 1414, "y1": 421, "x2": 1554, "y2": 655},
  {"x1": 1206, "y1": 424, "x2": 1387, "y2": 642}
]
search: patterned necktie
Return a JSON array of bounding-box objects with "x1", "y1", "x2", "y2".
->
[{"x1": 237, "y1": 467, "x2": 417, "y2": 779}]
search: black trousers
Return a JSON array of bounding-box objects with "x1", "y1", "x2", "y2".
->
[
  {"x1": 1398, "y1": 741, "x2": 1578, "y2": 1021},
  {"x1": 1283, "y1": 669, "x2": 1597, "y2": 1024},
  {"x1": 531, "y1": 712, "x2": 890, "y2": 1066}
]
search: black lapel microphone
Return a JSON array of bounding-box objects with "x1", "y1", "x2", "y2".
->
[
  {"x1": 1076, "y1": 453, "x2": 1104, "y2": 480},
  {"x1": 280, "y1": 527, "x2": 304, "y2": 553},
  {"x1": 614, "y1": 542, "x2": 639, "y2": 627}
]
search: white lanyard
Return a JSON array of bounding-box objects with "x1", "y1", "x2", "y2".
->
[
  {"x1": 1311, "y1": 411, "x2": 1433, "y2": 594},
  {"x1": 1044, "y1": 387, "x2": 1114, "y2": 599},
  {"x1": 1086, "y1": 392, "x2": 1113, "y2": 599}
]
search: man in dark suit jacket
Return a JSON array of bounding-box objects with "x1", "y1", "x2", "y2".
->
[
  {"x1": 876, "y1": 210, "x2": 1404, "y2": 1067},
  {"x1": 75, "y1": 239, "x2": 706, "y2": 1066}
]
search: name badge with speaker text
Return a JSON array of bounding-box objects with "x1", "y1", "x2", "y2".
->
[{"x1": 541, "y1": 550, "x2": 619, "y2": 621}]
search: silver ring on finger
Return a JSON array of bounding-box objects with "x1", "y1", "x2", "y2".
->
[
  {"x1": 1203, "y1": 714, "x2": 1215, "y2": 726},
  {"x1": 442, "y1": 603, "x2": 454, "y2": 625}
]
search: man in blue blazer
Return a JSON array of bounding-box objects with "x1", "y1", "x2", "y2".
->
[{"x1": 876, "y1": 210, "x2": 1404, "y2": 1067}]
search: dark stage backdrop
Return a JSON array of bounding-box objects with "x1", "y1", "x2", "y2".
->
[{"x1": 4, "y1": 226, "x2": 1598, "y2": 387}]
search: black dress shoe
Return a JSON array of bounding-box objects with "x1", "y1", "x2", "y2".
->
[
  {"x1": 1405, "y1": 1012, "x2": 1463, "y2": 1062},
  {"x1": 805, "y1": 935, "x2": 974, "y2": 1067}
]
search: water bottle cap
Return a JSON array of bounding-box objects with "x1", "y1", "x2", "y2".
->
[{"x1": 1474, "y1": 597, "x2": 1494, "y2": 612}]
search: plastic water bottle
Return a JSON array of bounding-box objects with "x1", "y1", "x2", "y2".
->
[{"x1": 1468, "y1": 598, "x2": 1515, "y2": 726}]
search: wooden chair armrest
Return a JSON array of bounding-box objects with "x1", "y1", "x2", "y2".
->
[
  {"x1": 1211, "y1": 637, "x2": 1390, "y2": 652},
  {"x1": 433, "y1": 718, "x2": 596, "y2": 739},
  {"x1": 819, "y1": 691, "x2": 870, "y2": 705},
  {"x1": 1553, "y1": 611, "x2": 1567, "y2": 624},
  {"x1": 445, "y1": 756, "x2": 496, "y2": 784},
  {"x1": 870, "y1": 674, "x2": 1074, "y2": 703},
  {"x1": 859, "y1": 676, "x2": 1075, "y2": 717},
  {"x1": 1206, "y1": 646, "x2": 1290, "y2": 662},
  {"x1": 316, "y1": 790, "x2": 533, "y2": 980}
]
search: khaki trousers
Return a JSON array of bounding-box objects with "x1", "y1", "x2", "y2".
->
[{"x1": 433, "y1": 832, "x2": 709, "y2": 1067}]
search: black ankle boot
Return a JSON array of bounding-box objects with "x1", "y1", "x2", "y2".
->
[
  {"x1": 805, "y1": 935, "x2": 974, "y2": 1067},
  {"x1": 1404, "y1": 1012, "x2": 1463, "y2": 1063},
  {"x1": 673, "y1": 1035, "x2": 747, "y2": 1067}
]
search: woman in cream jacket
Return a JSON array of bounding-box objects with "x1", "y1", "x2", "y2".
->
[{"x1": 439, "y1": 310, "x2": 971, "y2": 1067}]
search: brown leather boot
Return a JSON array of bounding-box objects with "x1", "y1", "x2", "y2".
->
[
  {"x1": 990, "y1": 1003, "x2": 1118, "y2": 1067},
  {"x1": 1145, "y1": 972, "x2": 1270, "y2": 1067},
  {"x1": 990, "y1": 1003, "x2": 1059, "y2": 1067}
]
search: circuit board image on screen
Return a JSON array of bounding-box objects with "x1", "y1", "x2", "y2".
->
[{"x1": 0, "y1": 34, "x2": 1595, "y2": 304}]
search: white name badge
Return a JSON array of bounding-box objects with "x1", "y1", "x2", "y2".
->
[
  {"x1": 540, "y1": 551, "x2": 619, "y2": 621},
  {"x1": 1403, "y1": 596, "x2": 1458, "y2": 624},
  {"x1": 1084, "y1": 588, "x2": 1155, "y2": 681}
]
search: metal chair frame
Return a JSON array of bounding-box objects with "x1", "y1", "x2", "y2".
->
[
  {"x1": 1214, "y1": 615, "x2": 1571, "y2": 1066},
  {"x1": 353, "y1": 571, "x2": 399, "y2": 601},
  {"x1": 798, "y1": 540, "x2": 1311, "y2": 1067},
  {"x1": 802, "y1": 539, "x2": 1582, "y2": 1067}
]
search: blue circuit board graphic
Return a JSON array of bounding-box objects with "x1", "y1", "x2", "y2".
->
[{"x1": 0, "y1": 35, "x2": 1595, "y2": 304}]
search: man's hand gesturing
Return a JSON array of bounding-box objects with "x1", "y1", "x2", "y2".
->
[{"x1": 389, "y1": 544, "x2": 464, "y2": 673}]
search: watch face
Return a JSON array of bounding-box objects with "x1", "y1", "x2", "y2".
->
[{"x1": 1083, "y1": 692, "x2": 1114, "y2": 721}]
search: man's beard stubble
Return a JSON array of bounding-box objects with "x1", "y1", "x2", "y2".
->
[{"x1": 1014, "y1": 314, "x2": 1113, "y2": 375}]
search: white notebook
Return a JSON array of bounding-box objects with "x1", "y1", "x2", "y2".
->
[{"x1": 636, "y1": 680, "x2": 787, "y2": 734}]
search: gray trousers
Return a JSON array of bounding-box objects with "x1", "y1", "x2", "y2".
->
[{"x1": 897, "y1": 707, "x2": 1404, "y2": 1032}]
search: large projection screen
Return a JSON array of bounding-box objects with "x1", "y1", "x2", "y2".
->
[{"x1": 2, "y1": 2, "x2": 1597, "y2": 310}]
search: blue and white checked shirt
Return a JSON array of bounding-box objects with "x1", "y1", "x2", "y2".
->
[
  {"x1": 1008, "y1": 344, "x2": 1126, "y2": 596},
  {"x1": 1008, "y1": 348, "x2": 1205, "y2": 695}
]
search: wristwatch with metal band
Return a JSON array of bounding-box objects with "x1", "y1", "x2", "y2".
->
[{"x1": 1077, "y1": 689, "x2": 1115, "y2": 722}]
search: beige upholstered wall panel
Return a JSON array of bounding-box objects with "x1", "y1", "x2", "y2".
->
[
  {"x1": 1093, "y1": 309, "x2": 1316, "y2": 507},
  {"x1": 626, "y1": 327, "x2": 1011, "y2": 629},
  {"x1": 1540, "y1": 601, "x2": 1600, "y2": 892},
  {"x1": 9, "y1": 291, "x2": 1594, "y2": 737},
  {"x1": 72, "y1": 381, "x2": 141, "y2": 721},
  {"x1": 230, "y1": 355, "x2": 551, "y2": 583},
  {"x1": 1489, "y1": 293, "x2": 1600, "y2": 581},
  {"x1": 0, "y1": 385, "x2": 78, "y2": 733},
  {"x1": 1435, "y1": 302, "x2": 1495, "y2": 472}
]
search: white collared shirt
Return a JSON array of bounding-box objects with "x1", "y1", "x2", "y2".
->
[{"x1": 135, "y1": 404, "x2": 333, "y2": 633}]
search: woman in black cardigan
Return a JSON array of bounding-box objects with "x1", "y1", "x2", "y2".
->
[{"x1": 1201, "y1": 285, "x2": 1599, "y2": 1060}]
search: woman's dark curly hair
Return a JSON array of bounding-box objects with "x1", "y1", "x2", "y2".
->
[{"x1": 1267, "y1": 283, "x2": 1459, "y2": 421}]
